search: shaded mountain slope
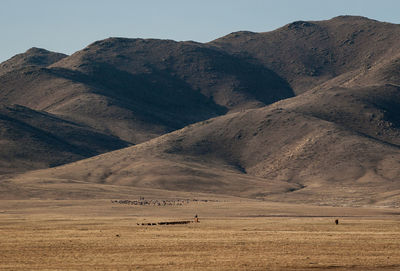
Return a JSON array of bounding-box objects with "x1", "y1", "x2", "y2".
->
[
  {"x1": 211, "y1": 16, "x2": 400, "y2": 93},
  {"x1": 0, "y1": 47, "x2": 67, "y2": 76},
  {"x1": 0, "y1": 39, "x2": 293, "y2": 144},
  {"x1": 52, "y1": 38, "x2": 294, "y2": 111},
  {"x1": 0, "y1": 65, "x2": 226, "y2": 143},
  {"x1": 14, "y1": 84, "x2": 400, "y2": 206},
  {"x1": 0, "y1": 104, "x2": 129, "y2": 174}
]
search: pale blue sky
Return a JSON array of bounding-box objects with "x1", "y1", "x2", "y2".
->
[{"x1": 1, "y1": 0, "x2": 399, "y2": 62}]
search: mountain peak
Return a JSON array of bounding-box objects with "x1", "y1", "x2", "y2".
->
[
  {"x1": 330, "y1": 15, "x2": 376, "y2": 21},
  {"x1": 0, "y1": 47, "x2": 67, "y2": 76},
  {"x1": 25, "y1": 47, "x2": 52, "y2": 54},
  {"x1": 286, "y1": 20, "x2": 317, "y2": 30}
]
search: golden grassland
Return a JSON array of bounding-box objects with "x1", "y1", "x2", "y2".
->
[{"x1": 1, "y1": 199, "x2": 400, "y2": 270}]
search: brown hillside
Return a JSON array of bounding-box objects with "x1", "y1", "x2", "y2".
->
[
  {"x1": 211, "y1": 16, "x2": 400, "y2": 93},
  {"x1": 0, "y1": 39, "x2": 293, "y2": 144},
  {"x1": 2, "y1": 16, "x2": 400, "y2": 207},
  {"x1": 52, "y1": 38, "x2": 293, "y2": 111},
  {"x1": 0, "y1": 47, "x2": 67, "y2": 76},
  {"x1": 13, "y1": 84, "x2": 400, "y2": 206},
  {"x1": 0, "y1": 65, "x2": 225, "y2": 143},
  {"x1": 0, "y1": 104, "x2": 129, "y2": 174}
]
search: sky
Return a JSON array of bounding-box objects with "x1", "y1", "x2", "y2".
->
[{"x1": 1, "y1": 0, "x2": 400, "y2": 62}]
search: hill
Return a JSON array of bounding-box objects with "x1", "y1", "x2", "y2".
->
[
  {"x1": 0, "y1": 39, "x2": 293, "y2": 144},
  {"x1": 52, "y1": 38, "x2": 294, "y2": 111},
  {"x1": 2, "y1": 16, "x2": 400, "y2": 207},
  {"x1": 10, "y1": 84, "x2": 400, "y2": 206},
  {"x1": 0, "y1": 104, "x2": 129, "y2": 174},
  {"x1": 0, "y1": 65, "x2": 226, "y2": 143},
  {"x1": 0, "y1": 47, "x2": 67, "y2": 76},
  {"x1": 211, "y1": 16, "x2": 400, "y2": 93}
]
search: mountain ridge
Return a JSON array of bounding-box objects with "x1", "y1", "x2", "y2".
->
[
  {"x1": 210, "y1": 15, "x2": 400, "y2": 93},
  {"x1": 2, "y1": 16, "x2": 400, "y2": 206},
  {"x1": 0, "y1": 47, "x2": 67, "y2": 76}
]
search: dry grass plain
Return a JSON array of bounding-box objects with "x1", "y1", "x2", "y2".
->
[{"x1": 1, "y1": 199, "x2": 400, "y2": 270}]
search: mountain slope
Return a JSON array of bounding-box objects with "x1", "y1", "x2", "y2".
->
[
  {"x1": 0, "y1": 65, "x2": 226, "y2": 143},
  {"x1": 12, "y1": 84, "x2": 400, "y2": 206},
  {"x1": 0, "y1": 104, "x2": 129, "y2": 174},
  {"x1": 0, "y1": 39, "x2": 293, "y2": 144},
  {"x1": 2, "y1": 16, "x2": 400, "y2": 207},
  {"x1": 0, "y1": 47, "x2": 67, "y2": 76},
  {"x1": 52, "y1": 38, "x2": 293, "y2": 111},
  {"x1": 211, "y1": 16, "x2": 400, "y2": 93}
]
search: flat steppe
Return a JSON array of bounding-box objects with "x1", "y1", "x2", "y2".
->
[{"x1": 1, "y1": 197, "x2": 400, "y2": 270}]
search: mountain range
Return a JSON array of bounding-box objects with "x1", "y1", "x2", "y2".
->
[{"x1": 1, "y1": 16, "x2": 400, "y2": 207}]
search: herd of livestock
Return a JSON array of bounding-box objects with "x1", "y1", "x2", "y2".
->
[{"x1": 111, "y1": 197, "x2": 218, "y2": 207}]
